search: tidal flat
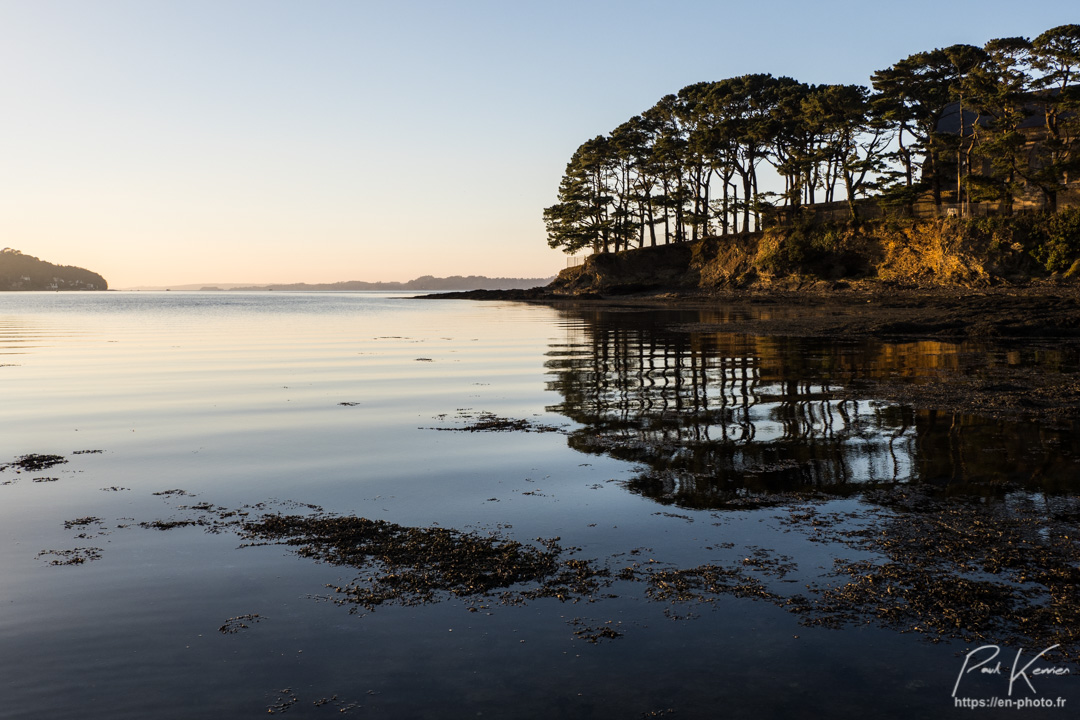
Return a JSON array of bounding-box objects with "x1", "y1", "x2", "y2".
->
[{"x1": 2, "y1": 290, "x2": 1079, "y2": 719}]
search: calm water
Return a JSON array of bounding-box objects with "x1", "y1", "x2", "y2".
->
[{"x1": 1, "y1": 292, "x2": 1078, "y2": 719}]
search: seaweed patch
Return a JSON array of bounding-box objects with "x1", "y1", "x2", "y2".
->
[
  {"x1": 88, "y1": 481, "x2": 1080, "y2": 657},
  {"x1": 2, "y1": 454, "x2": 67, "y2": 473},
  {"x1": 239, "y1": 513, "x2": 567, "y2": 610},
  {"x1": 63, "y1": 516, "x2": 102, "y2": 529},
  {"x1": 38, "y1": 547, "x2": 103, "y2": 566},
  {"x1": 219, "y1": 614, "x2": 263, "y2": 634},
  {"x1": 426, "y1": 409, "x2": 564, "y2": 434},
  {"x1": 139, "y1": 518, "x2": 204, "y2": 531}
]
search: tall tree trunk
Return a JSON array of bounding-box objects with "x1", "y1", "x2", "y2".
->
[
  {"x1": 741, "y1": 172, "x2": 752, "y2": 234},
  {"x1": 691, "y1": 167, "x2": 700, "y2": 242},
  {"x1": 662, "y1": 178, "x2": 671, "y2": 244},
  {"x1": 721, "y1": 179, "x2": 730, "y2": 236},
  {"x1": 675, "y1": 174, "x2": 686, "y2": 243},
  {"x1": 845, "y1": 173, "x2": 859, "y2": 222},
  {"x1": 675, "y1": 200, "x2": 684, "y2": 243},
  {"x1": 702, "y1": 172, "x2": 711, "y2": 238},
  {"x1": 731, "y1": 184, "x2": 739, "y2": 234},
  {"x1": 751, "y1": 171, "x2": 760, "y2": 232},
  {"x1": 638, "y1": 205, "x2": 645, "y2": 249},
  {"x1": 929, "y1": 148, "x2": 942, "y2": 208},
  {"x1": 899, "y1": 130, "x2": 913, "y2": 188},
  {"x1": 645, "y1": 190, "x2": 657, "y2": 247}
]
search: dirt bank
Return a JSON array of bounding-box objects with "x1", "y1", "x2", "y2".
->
[{"x1": 547, "y1": 214, "x2": 1080, "y2": 296}]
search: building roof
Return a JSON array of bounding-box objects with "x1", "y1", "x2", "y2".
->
[{"x1": 935, "y1": 87, "x2": 1073, "y2": 135}]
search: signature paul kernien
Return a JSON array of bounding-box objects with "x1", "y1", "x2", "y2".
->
[{"x1": 954, "y1": 645, "x2": 1071, "y2": 697}]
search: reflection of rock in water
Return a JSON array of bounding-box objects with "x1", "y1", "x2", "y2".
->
[{"x1": 545, "y1": 308, "x2": 1080, "y2": 507}]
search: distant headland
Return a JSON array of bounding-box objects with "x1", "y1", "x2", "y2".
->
[
  {"x1": 0, "y1": 248, "x2": 108, "y2": 291},
  {"x1": 123, "y1": 275, "x2": 555, "y2": 292}
]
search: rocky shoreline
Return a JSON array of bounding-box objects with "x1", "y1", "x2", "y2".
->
[
  {"x1": 425, "y1": 279, "x2": 1080, "y2": 338},
  {"x1": 422, "y1": 280, "x2": 1080, "y2": 426}
]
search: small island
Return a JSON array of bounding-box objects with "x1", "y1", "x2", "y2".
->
[{"x1": 0, "y1": 248, "x2": 108, "y2": 291}]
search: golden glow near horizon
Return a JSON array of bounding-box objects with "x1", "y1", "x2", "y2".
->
[{"x1": 1, "y1": 0, "x2": 1074, "y2": 287}]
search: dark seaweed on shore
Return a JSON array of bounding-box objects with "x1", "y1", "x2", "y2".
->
[
  {"x1": 786, "y1": 489, "x2": 1080, "y2": 660},
  {"x1": 426, "y1": 409, "x2": 565, "y2": 434},
  {"x1": 139, "y1": 518, "x2": 205, "y2": 531},
  {"x1": 219, "y1": 614, "x2": 263, "y2": 634},
  {"x1": 114, "y1": 480, "x2": 1080, "y2": 659},
  {"x1": 238, "y1": 513, "x2": 567, "y2": 609},
  {"x1": 38, "y1": 547, "x2": 103, "y2": 566}
]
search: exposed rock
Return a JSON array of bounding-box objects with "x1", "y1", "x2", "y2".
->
[{"x1": 544, "y1": 216, "x2": 1080, "y2": 297}]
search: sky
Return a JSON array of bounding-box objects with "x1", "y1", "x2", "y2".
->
[{"x1": 1, "y1": 1, "x2": 1076, "y2": 288}]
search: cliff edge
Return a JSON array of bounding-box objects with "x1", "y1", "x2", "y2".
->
[{"x1": 548, "y1": 213, "x2": 1080, "y2": 296}]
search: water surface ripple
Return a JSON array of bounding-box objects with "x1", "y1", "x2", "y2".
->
[{"x1": 1, "y1": 291, "x2": 1077, "y2": 719}]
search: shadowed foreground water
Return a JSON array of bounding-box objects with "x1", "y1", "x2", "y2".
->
[{"x1": 1, "y1": 292, "x2": 1078, "y2": 719}]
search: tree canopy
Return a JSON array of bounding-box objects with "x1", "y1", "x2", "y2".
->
[{"x1": 546, "y1": 24, "x2": 1080, "y2": 255}]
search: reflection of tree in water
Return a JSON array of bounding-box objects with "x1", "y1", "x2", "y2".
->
[{"x1": 546, "y1": 308, "x2": 1080, "y2": 507}]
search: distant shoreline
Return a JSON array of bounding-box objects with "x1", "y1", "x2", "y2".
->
[{"x1": 120, "y1": 274, "x2": 555, "y2": 292}]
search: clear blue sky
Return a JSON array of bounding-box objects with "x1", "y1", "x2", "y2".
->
[{"x1": 1, "y1": 0, "x2": 1075, "y2": 287}]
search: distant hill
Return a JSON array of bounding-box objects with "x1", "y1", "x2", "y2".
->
[
  {"x1": 0, "y1": 249, "x2": 108, "y2": 291},
  {"x1": 238, "y1": 275, "x2": 556, "y2": 291},
  {"x1": 133, "y1": 275, "x2": 555, "y2": 291}
]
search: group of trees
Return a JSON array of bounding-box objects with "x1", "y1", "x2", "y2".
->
[{"x1": 545, "y1": 25, "x2": 1080, "y2": 255}]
